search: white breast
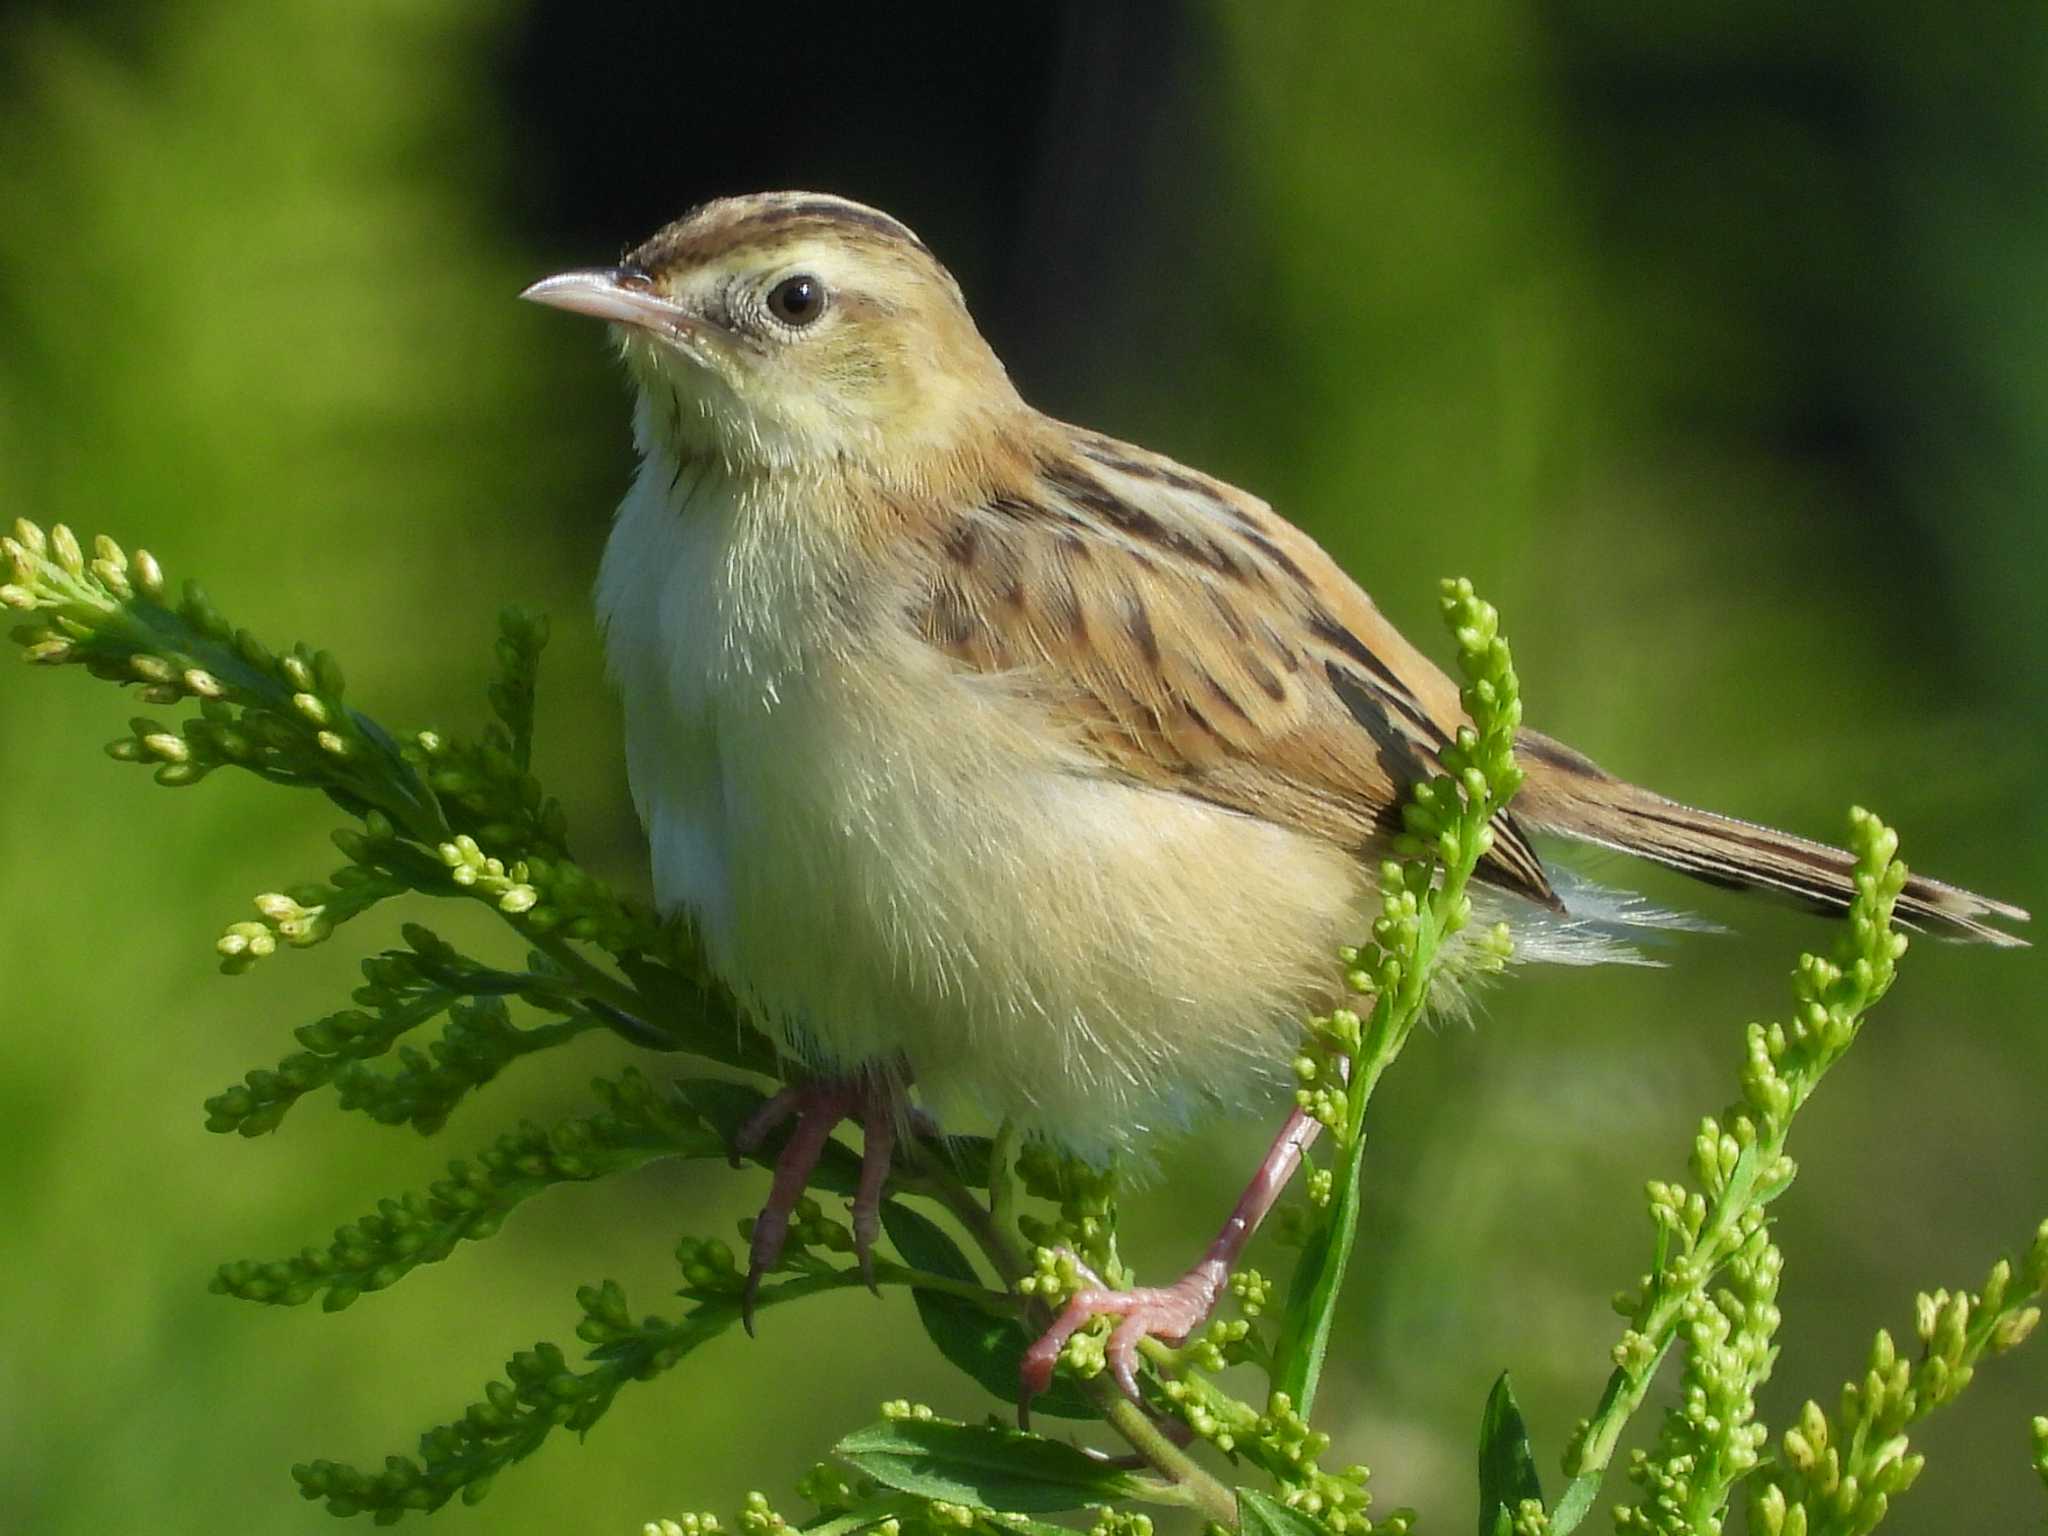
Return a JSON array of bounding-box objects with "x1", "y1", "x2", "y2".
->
[{"x1": 597, "y1": 437, "x2": 1368, "y2": 1157}]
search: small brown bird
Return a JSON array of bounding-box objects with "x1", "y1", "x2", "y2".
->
[{"x1": 522, "y1": 192, "x2": 2027, "y2": 1395}]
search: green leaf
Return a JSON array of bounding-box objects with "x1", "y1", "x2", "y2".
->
[
  {"x1": 880, "y1": 1203, "x2": 1095, "y2": 1421},
  {"x1": 1269, "y1": 1130, "x2": 1365, "y2": 1417},
  {"x1": 1477, "y1": 1373, "x2": 1544, "y2": 1536},
  {"x1": 835, "y1": 1417, "x2": 1150, "y2": 1513},
  {"x1": 1236, "y1": 1487, "x2": 1330, "y2": 1536},
  {"x1": 1547, "y1": 1469, "x2": 1602, "y2": 1534}
]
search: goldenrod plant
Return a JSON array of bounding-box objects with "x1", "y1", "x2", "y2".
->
[{"x1": 5, "y1": 523, "x2": 2039, "y2": 1532}]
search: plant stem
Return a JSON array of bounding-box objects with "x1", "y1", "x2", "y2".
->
[
  {"x1": 919, "y1": 1157, "x2": 1241, "y2": 1527},
  {"x1": 1553, "y1": 1152, "x2": 1778, "y2": 1530},
  {"x1": 524, "y1": 929, "x2": 667, "y2": 1028}
]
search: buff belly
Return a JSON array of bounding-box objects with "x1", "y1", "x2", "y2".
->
[{"x1": 597, "y1": 457, "x2": 1365, "y2": 1156}]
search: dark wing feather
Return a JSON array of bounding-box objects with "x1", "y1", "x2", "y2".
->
[{"x1": 907, "y1": 428, "x2": 1562, "y2": 911}]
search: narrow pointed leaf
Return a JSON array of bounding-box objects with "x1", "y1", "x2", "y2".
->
[
  {"x1": 1477, "y1": 1373, "x2": 1544, "y2": 1536},
  {"x1": 1237, "y1": 1488, "x2": 1330, "y2": 1536},
  {"x1": 1269, "y1": 1136, "x2": 1364, "y2": 1416},
  {"x1": 834, "y1": 1418, "x2": 1152, "y2": 1512}
]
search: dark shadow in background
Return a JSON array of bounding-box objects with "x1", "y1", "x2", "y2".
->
[{"x1": 497, "y1": 1, "x2": 1230, "y2": 416}]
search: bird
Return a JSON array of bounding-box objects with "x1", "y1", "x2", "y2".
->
[{"x1": 520, "y1": 190, "x2": 2027, "y2": 1399}]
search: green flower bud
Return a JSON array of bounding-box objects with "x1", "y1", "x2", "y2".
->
[
  {"x1": 1990, "y1": 1305, "x2": 2039, "y2": 1353},
  {"x1": 49, "y1": 523, "x2": 84, "y2": 576}
]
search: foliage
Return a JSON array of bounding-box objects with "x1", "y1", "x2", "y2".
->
[{"x1": 6, "y1": 523, "x2": 2042, "y2": 1533}]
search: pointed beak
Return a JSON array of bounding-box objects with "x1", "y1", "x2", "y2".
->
[{"x1": 518, "y1": 266, "x2": 698, "y2": 336}]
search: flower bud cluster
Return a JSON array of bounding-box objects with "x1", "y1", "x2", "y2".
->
[
  {"x1": 1014, "y1": 1141, "x2": 1125, "y2": 1287},
  {"x1": 436, "y1": 830, "x2": 664, "y2": 952},
  {"x1": 3, "y1": 521, "x2": 168, "y2": 651},
  {"x1": 1747, "y1": 1221, "x2": 2048, "y2": 1535},
  {"x1": 332, "y1": 994, "x2": 593, "y2": 1134},
  {"x1": 1619, "y1": 1226, "x2": 1782, "y2": 1532},
  {"x1": 1295, "y1": 1020, "x2": 1355, "y2": 1132},
  {"x1": 1087, "y1": 1507, "x2": 1154, "y2": 1536},
  {"x1": 1017, "y1": 1245, "x2": 1103, "y2": 1317},
  {"x1": 213, "y1": 885, "x2": 354, "y2": 971},
  {"x1": 1159, "y1": 1382, "x2": 1386, "y2": 1533},
  {"x1": 645, "y1": 1514, "x2": 725, "y2": 1536},
  {"x1": 408, "y1": 718, "x2": 569, "y2": 862},
  {"x1": 1570, "y1": 810, "x2": 1926, "y2": 1505},
  {"x1": 441, "y1": 833, "x2": 542, "y2": 914},
  {"x1": 739, "y1": 1490, "x2": 792, "y2": 1536},
  {"x1": 203, "y1": 926, "x2": 511, "y2": 1134},
  {"x1": 293, "y1": 1291, "x2": 693, "y2": 1523},
  {"x1": 1439, "y1": 578, "x2": 1525, "y2": 795},
  {"x1": 7, "y1": 523, "x2": 430, "y2": 831},
  {"x1": 1169, "y1": 1316, "x2": 1256, "y2": 1377},
  {"x1": 675, "y1": 1235, "x2": 742, "y2": 1297},
  {"x1": 1231, "y1": 1267, "x2": 1273, "y2": 1318},
  {"x1": 215, "y1": 1069, "x2": 718, "y2": 1310}
]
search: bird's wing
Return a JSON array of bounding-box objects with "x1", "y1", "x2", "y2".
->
[{"x1": 907, "y1": 428, "x2": 1561, "y2": 911}]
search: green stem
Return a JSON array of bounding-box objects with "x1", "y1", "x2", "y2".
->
[
  {"x1": 1271, "y1": 785, "x2": 1498, "y2": 1416},
  {"x1": 919, "y1": 1157, "x2": 1241, "y2": 1528},
  {"x1": 1556, "y1": 1061, "x2": 1846, "y2": 1529},
  {"x1": 868, "y1": 1262, "x2": 1025, "y2": 1312},
  {"x1": 1553, "y1": 1173, "x2": 1767, "y2": 1531},
  {"x1": 988, "y1": 1119, "x2": 1021, "y2": 1248},
  {"x1": 523, "y1": 929, "x2": 671, "y2": 1032}
]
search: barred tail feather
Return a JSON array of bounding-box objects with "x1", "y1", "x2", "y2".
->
[{"x1": 1512, "y1": 729, "x2": 2031, "y2": 948}]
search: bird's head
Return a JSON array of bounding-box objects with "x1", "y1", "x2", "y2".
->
[{"x1": 522, "y1": 192, "x2": 1021, "y2": 480}]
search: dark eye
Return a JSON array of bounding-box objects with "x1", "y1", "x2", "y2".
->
[{"x1": 766, "y1": 274, "x2": 825, "y2": 328}]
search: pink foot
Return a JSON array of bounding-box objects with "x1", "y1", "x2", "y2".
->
[
  {"x1": 1020, "y1": 1256, "x2": 1228, "y2": 1409},
  {"x1": 731, "y1": 1075, "x2": 897, "y2": 1331},
  {"x1": 1016, "y1": 1104, "x2": 1324, "y2": 1417}
]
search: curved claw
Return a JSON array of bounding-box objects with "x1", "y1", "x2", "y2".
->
[{"x1": 732, "y1": 1075, "x2": 901, "y2": 1333}]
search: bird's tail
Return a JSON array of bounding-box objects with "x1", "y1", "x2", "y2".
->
[{"x1": 1511, "y1": 728, "x2": 2031, "y2": 948}]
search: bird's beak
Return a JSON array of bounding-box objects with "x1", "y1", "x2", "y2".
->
[{"x1": 518, "y1": 266, "x2": 699, "y2": 337}]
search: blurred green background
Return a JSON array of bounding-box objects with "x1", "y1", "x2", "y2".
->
[{"x1": 2, "y1": 3, "x2": 2042, "y2": 1531}]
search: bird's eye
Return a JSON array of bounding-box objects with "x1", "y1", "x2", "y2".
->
[{"x1": 765, "y1": 274, "x2": 826, "y2": 328}]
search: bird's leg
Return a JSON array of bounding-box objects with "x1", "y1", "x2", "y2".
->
[
  {"x1": 1020, "y1": 1104, "x2": 1324, "y2": 1409},
  {"x1": 732, "y1": 1073, "x2": 901, "y2": 1331},
  {"x1": 852, "y1": 1092, "x2": 896, "y2": 1289}
]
